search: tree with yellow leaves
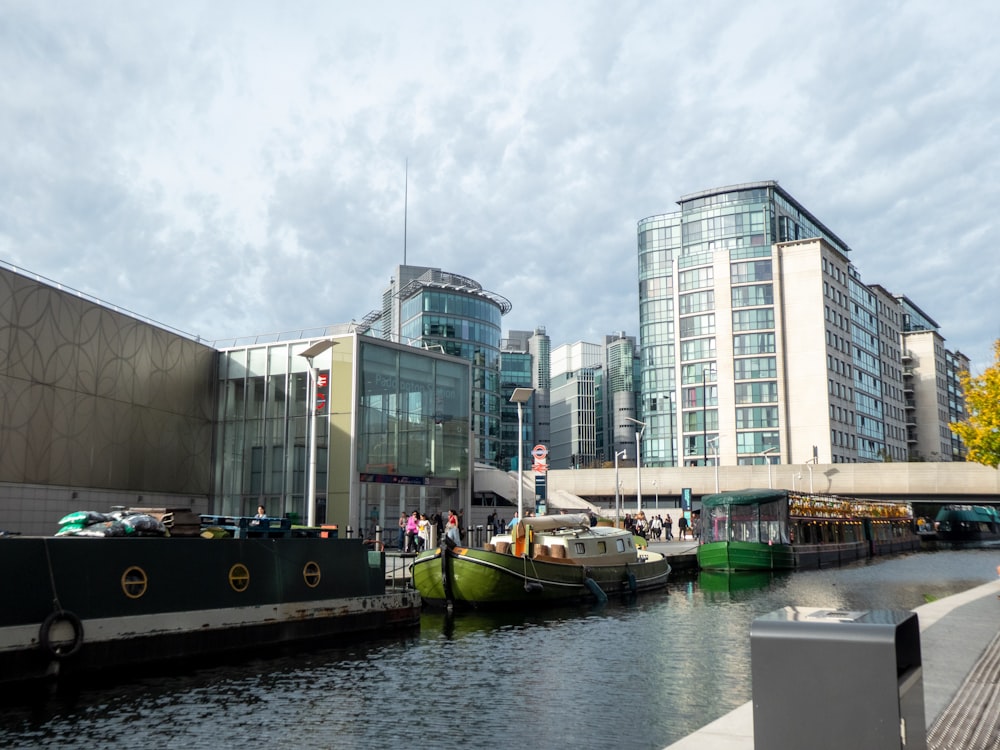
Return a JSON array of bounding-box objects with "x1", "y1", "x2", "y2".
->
[{"x1": 950, "y1": 340, "x2": 1000, "y2": 468}]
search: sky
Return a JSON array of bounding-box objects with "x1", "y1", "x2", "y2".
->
[{"x1": 2, "y1": 0, "x2": 998, "y2": 371}]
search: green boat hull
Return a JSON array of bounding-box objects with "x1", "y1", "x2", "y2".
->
[
  {"x1": 697, "y1": 541, "x2": 796, "y2": 571},
  {"x1": 412, "y1": 546, "x2": 671, "y2": 608}
]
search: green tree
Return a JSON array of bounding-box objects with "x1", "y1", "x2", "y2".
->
[{"x1": 950, "y1": 339, "x2": 1000, "y2": 468}]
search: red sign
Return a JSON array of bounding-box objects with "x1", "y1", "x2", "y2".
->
[{"x1": 316, "y1": 370, "x2": 329, "y2": 413}]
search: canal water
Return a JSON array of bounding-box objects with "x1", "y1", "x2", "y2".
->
[{"x1": 1, "y1": 547, "x2": 996, "y2": 750}]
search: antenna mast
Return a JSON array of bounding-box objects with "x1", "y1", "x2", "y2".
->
[{"x1": 403, "y1": 159, "x2": 408, "y2": 265}]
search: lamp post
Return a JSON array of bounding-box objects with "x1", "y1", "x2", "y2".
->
[
  {"x1": 702, "y1": 365, "x2": 716, "y2": 465},
  {"x1": 761, "y1": 446, "x2": 779, "y2": 489},
  {"x1": 707, "y1": 436, "x2": 720, "y2": 493},
  {"x1": 651, "y1": 479, "x2": 658, "y2": 510},
  {"x1": 299, "y1": 339, "x2": 339, "y2": 528},
  {"x1": 509, "y1": 387, "x2": 535, "y2": 522},
  {"x1": 613, "y1": 449, "x2": 627, "y2": 528},
  {"x1": 805, "y1": 456, "x2": 817, "y2": 494},
  {"x1": 625, "y1": 417, "x2": 646, "y2": 515}
]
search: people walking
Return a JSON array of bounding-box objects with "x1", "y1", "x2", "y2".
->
[
  {"x1": 665, "y1": 514, "x2": 673, "y2": 541},
  {"x1": 397, "y1": 512, "x2": 407, "y2": 551},
  {"x1": 404, "y1": 511, "x2": 420, "y2": 553},
  {"x1": 417, "y1": 513, "x2": 430, "y2": 551},
  {"x1": 445, "y1": 509, "x2": 461, "y2": 545},
  {"x1": 677, "y1": 514, "x2": 689, "y2": 541}
]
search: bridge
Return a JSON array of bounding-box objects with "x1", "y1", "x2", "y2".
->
[{"x1": 476, "y1": 462, "x2": 999, "y2": 512}]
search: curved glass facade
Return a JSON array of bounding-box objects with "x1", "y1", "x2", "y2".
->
[{"x1": 399, "y1": 287, "x2": 503, "y2": 466}]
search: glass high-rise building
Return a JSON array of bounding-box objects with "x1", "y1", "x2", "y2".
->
[
  {"x1": 636, "y1": 180, "x2": 912, "y2": 468},
  {"x1": 499, "y1": 327, "x2": 551, "y2": 472},
  {"x1": 374, "y1": 265, "x2": 510, "y2": 467}
]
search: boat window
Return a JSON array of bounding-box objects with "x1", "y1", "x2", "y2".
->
[
  {"x1": 597, "y1": 541, "x2": 606, "y2": 554},
  {"x1": 706, "y1": 505, "x2": 731, "y2": 542},
  {"x1": 731, "y1": 503, "x2": 759, "y2": 543},
  {"x1": 574, "y1": 542, "x2": 586, "y2": 555},
  {"x1": 759, "y1": 499, "x2": 790, "y2": 544},
  {"x1": 616, "y1": 539, "x2": 626, "y2": 553}
]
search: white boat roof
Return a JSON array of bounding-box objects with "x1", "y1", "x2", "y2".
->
[{"x1": 518, "y1": 513, "x2": 591, "y2": 532}]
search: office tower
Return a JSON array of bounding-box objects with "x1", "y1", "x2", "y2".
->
[
  {"x1": 500, "y1": 328, "x2": 551, "y2": 471},
  {"x1": 635, "y1": 180, "x2": 955, "y2": 469}
]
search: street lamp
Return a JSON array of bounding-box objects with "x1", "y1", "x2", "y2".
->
[
  {"x1": 509, "y1": 387, "x2": 535, "y2": 521},
  {"x1": 625, "y1": 417, "x2": 646, "y2": 515},
  {"x1": 651, "y1": 479, "x2": 658, "y2": 510},
  {"x1": 613, "y1": 448, "x2": 627, "y2": 528},
  {"x1": 761, "y1": 446, "x2": 779, "y2": 489},
  {"x1": 299, "y1": 339, "x2": 339, "y2": 528},
  {"x1": 707, "y1": 436, "x2": 720, "y2": 493},
  {"x1": 805, "y1": 456, "x2": 818, "y2": 494},
  {"x1": 702, "y1": 365, "x2": 716, "y2": 465}
]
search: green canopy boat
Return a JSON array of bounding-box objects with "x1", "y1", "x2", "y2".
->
[{"x1": 697, "y1": 489, "x2": 919, "y2": 571}]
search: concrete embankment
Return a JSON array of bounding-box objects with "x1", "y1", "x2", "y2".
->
[{"x1": 663, "y1": 577, "x2": 1000, "y2": 749}]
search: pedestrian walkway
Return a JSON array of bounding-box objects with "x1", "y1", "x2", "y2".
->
[{"x1": 664, "y1": 577, "x2": 1000, "y2": 749}]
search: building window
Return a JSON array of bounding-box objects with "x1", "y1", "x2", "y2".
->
[
  {"x1": 733, "y1": 308, "x2": 775, "y2": 331},
  {"x1": 731, "y1": 259, "x2": 772, "y2": 283},
  {"x1": 735, "y1": 381, "x2": 778, "y2": 404},
  {"x1": 679, "y1": 290, "x2": 715, "y2": 314},
  {"x1": 735, "y1": 406, "x2": 779, "y2": 429},
  {"x1": 678, "y1": 267, "x2": 714, "y2": 292},
  {"x1": 679, "y1": 313, "x2": 716, "y2": 338},
  {"x1": 734, "y1": 357, "x2": 777, "y2": 380},
  {"x1": 732, "y1": 284, "x2": 774, "y2": 308},
  {"x1": 733, "y1": 332, "x2": 775, "y2": 355}
]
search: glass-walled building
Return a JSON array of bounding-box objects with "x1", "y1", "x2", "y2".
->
[
  {"x1": 215, "y1": 333, "x2": 471, "y2": 535},
  {"x1": 637, "y1": 181, "x2": 864, "y2": 468},
  {"x1": 499, "y1": 327, "x2": 552, "y2": 472},
  {"x1": 372, "y1": 265, "x2": 510, "y2": 468}
]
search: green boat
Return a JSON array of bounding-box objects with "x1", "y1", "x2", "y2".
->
[
  {"x1": 697, "y1": 488, "x2": 919, "y2": 571},
  {"x1": 411, "y1": 513, "x2": 671, "y2": 608},
  {"x1": 934, "y1": 504, "x2": 1000, "y2": 542}
]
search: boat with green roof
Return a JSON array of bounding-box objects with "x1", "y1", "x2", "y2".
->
[{"x1": 697, "y1": 488, "x2": 919, "y2": 571}]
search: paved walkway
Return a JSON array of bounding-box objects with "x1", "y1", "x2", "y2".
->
[{"x1": 663, "y1": 577, "x2": 1000, "y2": 749}]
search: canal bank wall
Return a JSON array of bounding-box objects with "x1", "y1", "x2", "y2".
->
[{"x1": 663, "y1": 576, "x2": 1000, "y2": 749}]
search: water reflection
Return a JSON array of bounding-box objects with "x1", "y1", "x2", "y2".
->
[
  {"x1": 698, "y1": 570, "x2": 784, "y2": 595},
  {"x1": 0, "y1": 549, "x2": 996, "y2": 750}
]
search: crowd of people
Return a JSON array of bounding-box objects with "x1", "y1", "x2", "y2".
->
[
  {"x1": 392, "y1": 507, "x2": 699, "y2": 552},
  {"x1": 622, "y1": 511, "x2": 699, "y2": 541},
  {"x1": 396, "y1": 508, "x2": 466, "y2": 552}
]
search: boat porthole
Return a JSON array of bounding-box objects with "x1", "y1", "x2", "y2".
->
[
  {"x1": 229, "y1": 563, "x2": 251, "y2": 592},
  {"x1": 121, "y1": 566, "x2": 149, "y2": 599},
  {"x1": 303, "y1": 561, "x2": 321, "y2": 588}
]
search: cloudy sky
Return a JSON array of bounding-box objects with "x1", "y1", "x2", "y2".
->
[{"x1": 3, "y1": 0, "x2": 998, "y2": 370}]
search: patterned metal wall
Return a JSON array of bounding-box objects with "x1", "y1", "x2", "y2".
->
[{"x1": 0, "y1": 268, "x2": 216, "y2": 494}]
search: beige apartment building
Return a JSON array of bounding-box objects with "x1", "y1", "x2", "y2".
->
[{"x1": 636, "y1": 181, "x2": 966, "y2": 469}]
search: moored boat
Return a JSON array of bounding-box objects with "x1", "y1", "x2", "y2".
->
[
  {"x1": 0, "y1": 515, "x2": 420, "y2": 687},
  {"x1": 411, "y1": 513, "x2": 671, "y2": 608},
  {"x1": 934, "y1": 504, "x2": 1000, "y2": 542},
  {"x1": 697, "y1": 489, "x2": 919, "y2": 571}
]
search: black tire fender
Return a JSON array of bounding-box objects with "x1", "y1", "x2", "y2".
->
[{"x1": 39, "y1": 610, "x2": 84, "y2": 660}]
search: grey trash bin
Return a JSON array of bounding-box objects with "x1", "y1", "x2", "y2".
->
[{"x1": 751, "y1": 607, "x2": 926, "y2": 750}]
